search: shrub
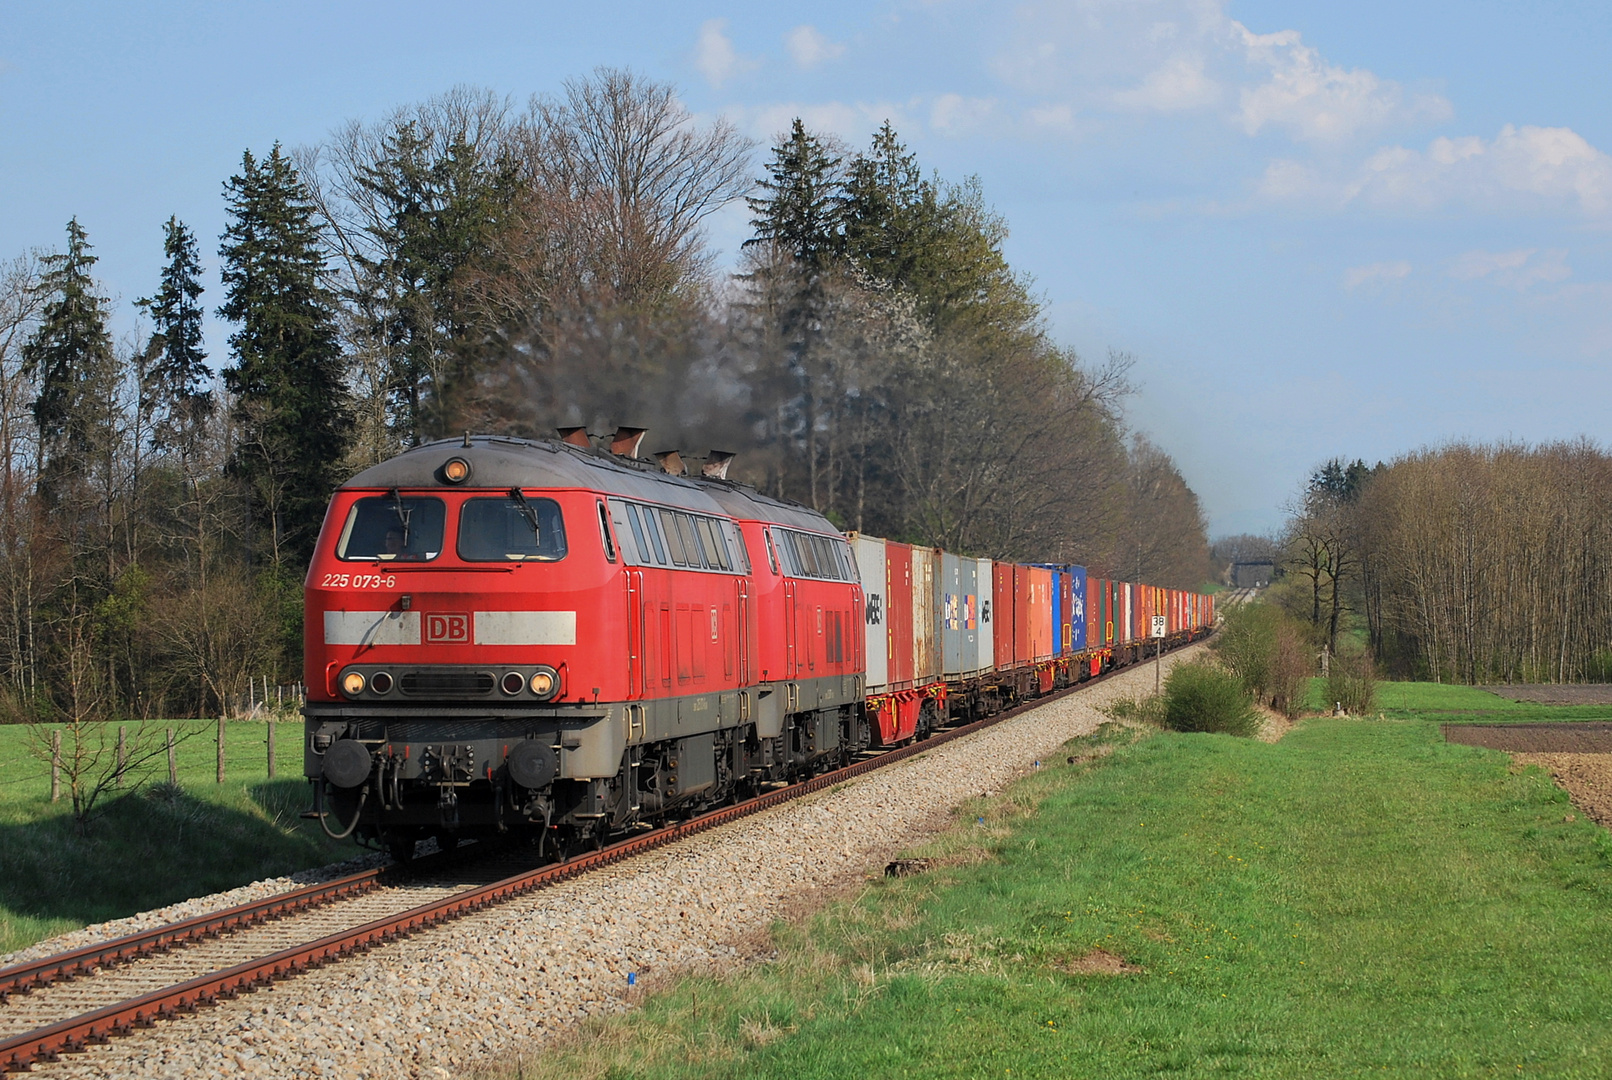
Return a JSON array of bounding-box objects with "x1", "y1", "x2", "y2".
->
[
  {"x1": 1212, "y1": 603, "x2": 1279, "y2": 697},
  {"x1": 1326, "y1": 647, "x2": 1379, "y2": 715},
  {"x1": 1268, "y1": 622, "x2": 1313, "y2": 719},
  {"x1": 1213, "y1": 602, "x2": 1313, "y2": 718},
  {"x1": 1162, "y1": 660, "x2": 1260, "y2": 737}
]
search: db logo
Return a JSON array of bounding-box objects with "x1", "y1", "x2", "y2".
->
[{"x1": 425, "y1": 613, "x2": 470, "y2": 643}]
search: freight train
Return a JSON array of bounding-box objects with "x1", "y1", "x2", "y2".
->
[{"x1": 302, "y1": 430, "x2": 1214, "y2": 860}]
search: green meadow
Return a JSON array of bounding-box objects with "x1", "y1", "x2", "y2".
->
[
  {"x1": 494, "y1": 690, "x2": 1612, "y2": 1079},
  {"x1": 0, "y1": 717, "x2": 351, "y2": 955}
]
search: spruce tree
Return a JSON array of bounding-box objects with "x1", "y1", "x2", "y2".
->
[
  {"x1": 744, "y1": 121, "x2": 849, "y2": 509},
  {"x1": 745, "y1": 119, "x2": 844, "y2": 269},
  {"x1": 23, "y1": 218, "x2": 119, "y2": 494},
  {"x1": 136, "y1": 217, "x2": 212, "y2": 457},
  {"x1": 841, "y1": 120, "x2": 930, "y2": 283},
  {"x1": 218, "y1": 144, "x2": 350, "y2": 565},
  {"x1": 840, "y1": 123, "x2": 1036, "y2": 345},
  {"x1": 356, "y1": 123, "x2": 515, "y2": 444}
]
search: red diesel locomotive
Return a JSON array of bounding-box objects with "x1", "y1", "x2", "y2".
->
[{"x1": 303, "y1": 430, "x2": 1213, "y2": 859}]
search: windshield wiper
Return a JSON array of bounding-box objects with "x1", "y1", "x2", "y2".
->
[
  {"x1": 388, "y1": 488, "x2": 412, "y2": 548},
  {"x1": 508, "y1": 487, "x2": 542, "y2": 545}
]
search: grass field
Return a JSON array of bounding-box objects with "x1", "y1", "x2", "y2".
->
[
  {"x1": 494, "y1": 694, "x2": 1612, "y2": 1079},
  {"x1": 1303, "y1": 677, "x2": 1612, "y2": 721},
  {"x1": 0, "y1": 715, "x2": 352, "y2": 955}
]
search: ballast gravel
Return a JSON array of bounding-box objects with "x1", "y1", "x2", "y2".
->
[{"x1": 24, "y1": 646, "x2": 1203, "y2": 1079}]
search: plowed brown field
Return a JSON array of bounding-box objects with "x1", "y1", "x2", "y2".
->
[
  {"x1": 1481, "y1": 685, "x2": 1612, "y2": 705},
  {"x1": 1442, "y1": 722, "x2": 1612, "y2": 753}
]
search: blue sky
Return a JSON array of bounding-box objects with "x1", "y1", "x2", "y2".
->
[{"x1": 3, "y1": 1, "x2": 1609, "y2": 535}]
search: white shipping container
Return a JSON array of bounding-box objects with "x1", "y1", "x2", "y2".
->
[
  {"x1": 851, "y1": 534, "x2": 889, "y2": 692},
  {"x1": 976, "y1": 558, "x2": 995, "y2": 673}
]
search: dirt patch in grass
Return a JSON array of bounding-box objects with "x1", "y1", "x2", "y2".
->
[
  {"x1": 1512, "y1": 752, "x2": 1612, "y2": 827},
  {"x1": 1254, "y1": 703, "x2": 1293, "y2": 743},
  {"x1": 1058, "y1": 948, "x2": 1143, "y2": 975},
  {"x1": 1483, "y1": 685, "x2": 1612, "y2": 706},
  {"x1": 1444, "y1": 722, "x2": 1612, "y2": 753}
]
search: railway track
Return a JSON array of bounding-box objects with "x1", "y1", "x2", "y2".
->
[{"x1": 0, "y1": 644, "x2": 1203, "y2": 1072}]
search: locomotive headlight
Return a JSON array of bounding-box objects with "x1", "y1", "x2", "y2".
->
[
  {"x1": 529, "y1": 667, "x2": 558, "y2": 699},
  {"x1": 441, "y1": 457, "x2": 472, "y2": 483},
  {"x1": 341, "y1": 671, "x2": 366, "y2": 697},
  {"x1": 369, "y1": 671, "x2": 394, "y2": 694}
]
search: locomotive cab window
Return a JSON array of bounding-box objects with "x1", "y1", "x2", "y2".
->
[
  {"x1": 769, "y1": 528, "x2": 853, "y2": 581},
  {"x1": 458, "y1": 495, "x2": 567, "y2": 561},
  {"x1": 336, "y1": 495, "x2": 446, "y2": 561}
]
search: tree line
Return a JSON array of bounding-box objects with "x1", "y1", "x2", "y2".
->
[
  {"x1": 1273, "y1": 441, "x2": 1612, "y2": 684},
  {"x1": 0, "y1": 69, "x2": 1211, "y2": 724}
]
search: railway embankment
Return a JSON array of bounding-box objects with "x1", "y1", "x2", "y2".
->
[
  {"x1": 10, "y1": 645, "x2": 1207, "y2": 1078},
  {"x1": 488, "y1": 686, "x2": 1612, "y2": 1079}
]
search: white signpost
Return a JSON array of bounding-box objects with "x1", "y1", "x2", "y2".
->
[{"x1": 1152, "y1": 615, "x2": 1166, "y2": 692}]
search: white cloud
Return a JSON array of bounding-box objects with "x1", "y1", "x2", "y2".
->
[
  {"x1": 1262, "y1": 125, "x2": 1612, "y2": 218},
  {"x1": 1343, "y1": 261, "x2": 1411, "y2": 291},
  {"x1": 1112, "y1": 55, "x2": 1220, "y2": 111},
  {"x1": 785, "y1": 25, "x2": 845, "y2": 70},
  {"x1": 988, "y1": 2, "x2": 1445, "y2": 144},
  {"x1": 930, "y1": 94, "x2": 999, "y2": 137},
  {"x1": 1449, "y1": 248, "x2": 1571, "y2": 290},
  {"x1": 1232, "y1": 22, "x2": 1450, "y2": 143},
  {"x1": 693, "y1": 19, "x2": 755, "y2": 89}
]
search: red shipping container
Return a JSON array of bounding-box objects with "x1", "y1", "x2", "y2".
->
[
  {"x1": 1013, "y1": 566, "x2": 1032, "y2": 667},
  {"x1": 993, "y1": 561, "x2": 1018, "y2": 670},
  {"x1": 884, "y1": 541, "x2": 915, "y2": 690},
  {"x1": 1026, "y1": 565, "x2": 1053, "y2": 662},
  {"x1": 1085, "y1": 577, "x2": 1102, "y2": 654}
]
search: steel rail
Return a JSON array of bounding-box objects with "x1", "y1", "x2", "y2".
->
[
  {"x1": 0, "y1": 841, "x2": 478, "y2": 1007},
  {"x1": 0, "y1": 868, "x2": 384, "y2": 1007},
  {"x1": 0, "y1": 633, "x2": 1210, "y2": 1072}
]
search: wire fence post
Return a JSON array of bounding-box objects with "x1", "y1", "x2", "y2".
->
[
  {"x1": 50, "y1": 730, "x2": 61, "y2": 802},
  {"x1": 167, "y1": 727, "x2": 177, "y2": 785},
  {"x1": 216, "y1": 715, "x2": 225, "y2": 784},
  {"x1": 116, "y1": 725, "x2": 126, "y2": 788},
  {"x1": 267, "y1": 719, "x2": 276, "y2": 779}
]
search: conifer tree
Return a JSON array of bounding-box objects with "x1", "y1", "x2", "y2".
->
[
  {"x1": 841, "y1": 120, "x2": 930, "y2": 282},
  {"x1": 840, "y1": 123, "x2": 1036, "y2": 346},
  {"x1": 23, "y1": 218, "x2": 119, "y2": 495},
  {"x1": 218, "y1": 145, "x2": 350, "y2": 565},
  {"x1": 136, "y1": 217, "x2": 212, "y2": 458},
  {"x1": 744, "y1": 121, "x2": 851, "y2": 509},
  {"x1": 357, "y1": 122, "x2": 515, "y2": 445},
  {"x1": 745, "y1": 119, "x2": 843, "y2": 269}
]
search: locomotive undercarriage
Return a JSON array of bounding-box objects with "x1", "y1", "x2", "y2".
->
[{"x1": 304, "y1": 675, "x2": 868, "y2": 860}]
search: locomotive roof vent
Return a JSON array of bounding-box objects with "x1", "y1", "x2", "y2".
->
[
  {"x1": 557, "y1": 426, "x2": 593, "y2": 449},
  {"x1": 610, "y1": 426, "x2": 647, "y2": 459},
  {"x1": 654, "y1": 450, "x2": 685, "y2": 475},
  {"x1": 702, "y1": 451, "x2": 735, "y2": 480}
]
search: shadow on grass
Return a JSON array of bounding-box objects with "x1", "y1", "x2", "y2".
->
[{"x1": 0, "y1": 777, "x2": 351, "y2": 948}]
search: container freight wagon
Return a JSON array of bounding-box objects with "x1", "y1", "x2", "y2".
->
[
  {"x1": 1033, "y1": 563, "x2": 1092, "y2": 689},
  {"x1": 850, "y1": 535, "x2": 947, "y2": 746}
]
